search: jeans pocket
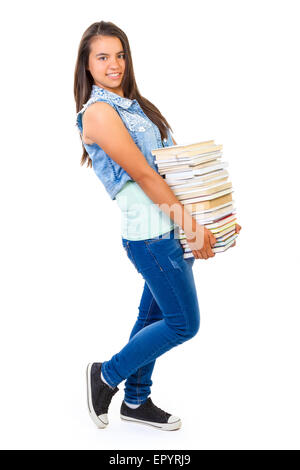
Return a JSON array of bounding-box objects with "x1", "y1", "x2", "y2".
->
[{"x1": 145, "y1": 238, "x2": 184, "y2": 272}]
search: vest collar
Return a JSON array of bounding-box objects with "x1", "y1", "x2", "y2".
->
[{"x1": 91, "y1": 84, "x2": 136, "y2": 110}]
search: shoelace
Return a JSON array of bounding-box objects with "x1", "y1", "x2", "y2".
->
[{"x1": 146, "y1": 398, "x2": 169, "y2": 419}]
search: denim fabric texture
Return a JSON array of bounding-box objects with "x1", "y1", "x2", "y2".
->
[
  {"x1": 76, "y1": 85, "x2": 174, "y2": 200},
  {"x1": 101, "y1": 229, "x2": 200, "y2": 404}
]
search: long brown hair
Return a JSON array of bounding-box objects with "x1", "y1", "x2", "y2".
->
[{"x1": 74, "y1": 21, "x2": 173, "y2": 168}]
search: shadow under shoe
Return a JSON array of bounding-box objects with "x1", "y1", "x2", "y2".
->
[
  {"x1": 87, "y1": 362, "x2": 119, "y2": 428},
  {"x1": 120, "y1": 397, "x2": 181, "y2": 431}
]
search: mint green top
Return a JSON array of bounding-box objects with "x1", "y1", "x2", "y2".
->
[{"x1": 115, "y1": 180, "x2": 175, "y2": 240}]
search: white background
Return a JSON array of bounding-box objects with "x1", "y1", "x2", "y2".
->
[{"x1": 0, "y1": 0, "x2": 299, "y2": 450}]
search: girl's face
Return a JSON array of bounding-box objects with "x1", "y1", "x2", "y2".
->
[{"x1": 87, "y1": 35, "x2": 126, "y2": 97}]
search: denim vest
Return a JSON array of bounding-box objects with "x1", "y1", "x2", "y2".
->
[{"x1": 76, "y1": 85, "x2": 174, "y2": 200}]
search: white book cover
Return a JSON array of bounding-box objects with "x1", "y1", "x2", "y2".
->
[
  {"x1": 165, "y1": 162, "x2": 228, "y2": 182},
  {"x1": 181, "y1": 188, "x2": 233, "y2": 205},
  {"x1": 169, "y1": 170, "x2": 229, "y2": 189}
]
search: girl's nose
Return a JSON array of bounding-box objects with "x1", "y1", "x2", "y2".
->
[{"x1": 110, "y1": 56, "x2": 120, "y2": 66}]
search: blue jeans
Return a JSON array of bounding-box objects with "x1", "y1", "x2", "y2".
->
[{"x1": 101, "y1": 228, "x2": 200, "y2": 404}]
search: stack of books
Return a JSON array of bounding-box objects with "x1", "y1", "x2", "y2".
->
[{"x1": 151, "y1": 140, "x2": 239, "y2": 259}]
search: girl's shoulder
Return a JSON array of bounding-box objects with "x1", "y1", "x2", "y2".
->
[{"x1": 76, "y1": 85, "x2": 136, "y2": 134}]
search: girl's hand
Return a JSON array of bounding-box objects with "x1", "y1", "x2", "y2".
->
[
  {"x1": 231, "y1": 222, "x2": 242, "y2": 247},
  {"x1": 186, "y1": 224, "x2": 217, "y2": 260},
  {"x1": 235, "y1": 223, "x2": 242, "y2": 234}
]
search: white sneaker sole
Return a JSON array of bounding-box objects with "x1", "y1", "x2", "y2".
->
[
  {"x1": 86, "y1": 363, "x2": 108, "y2": 429},
  {"x1": 120, "y1": 414, "x2": 182, "y2": 431}
]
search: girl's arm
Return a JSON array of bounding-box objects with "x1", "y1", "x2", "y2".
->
[{"x1": 82, "y1": 102, "x2": 216, "y2": 259}]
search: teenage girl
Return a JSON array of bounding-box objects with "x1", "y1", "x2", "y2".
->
[{"x1": 74, "y1": 21, "x2": 241, "y2": 431}]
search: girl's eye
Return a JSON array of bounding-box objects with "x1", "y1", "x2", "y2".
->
[{"x1": 99, "y1": 54, "x2": 125, "y2": 61}]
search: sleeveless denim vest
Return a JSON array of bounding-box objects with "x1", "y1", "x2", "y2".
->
[{"x1": 76, "y1": 85, "x2": 174, "y2": 200}]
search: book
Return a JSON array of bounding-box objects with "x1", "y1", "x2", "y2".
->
[
  {"x1": 157, "y1": 153, "x2": 222, "y2": 167},
  {"x1": 153, "y1": 139, "x2": 214, "y2": 152},
  {"x1": 184, "y1": 192, "x2": 233, "y2": 211},
  {"x1": 151, "y1": 140, "x2": 240, "y2": 259},
  {"x1": 205, "y1": 213, "x2": 236, "y2": 230},
  {"x1": 170, "y1": 170, "x2": 229, "y2": 189},
  {"x1": 175, "y1": 181, "x2": 232, "y2": 201},
  {"x1": 189, "y1": 203, "x2": 235, "y2": 220},
  {"x1": 163, "y1": 161, "x2": 229, "y2": 181},
  {"x1": 181, "y1": 234, "x2": 238, "y2": 259},
  {"x1": 153, "y1": 142, "x2": 222, "y2": 160},
  {"x1": 173, "y1": 177, "x2": 229, "y2": 195}
]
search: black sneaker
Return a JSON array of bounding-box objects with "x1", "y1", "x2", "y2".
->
[
  {"x1": 86, "y1": 362, "x2": 119, "y2": 428},
  {"x1": 120, "y1": 397, "x2": 181, "y2": 431}
]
